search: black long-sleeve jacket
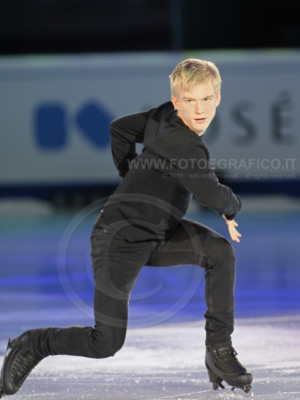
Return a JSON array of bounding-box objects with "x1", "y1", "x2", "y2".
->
[{"x1": 102, "y1": 101, "x2": 242, "y2": 242}]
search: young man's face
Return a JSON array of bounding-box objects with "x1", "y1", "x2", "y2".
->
[{"x1": 171, "y1": 80, "x2": 221, "y2": 137}]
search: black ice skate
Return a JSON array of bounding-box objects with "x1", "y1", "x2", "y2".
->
[
  {"x1": 0, "y1": 330, "x2": 44, "y2": 397},
  {"x1": 205, "y1": 346, "x2": 253, "y2": 396}
]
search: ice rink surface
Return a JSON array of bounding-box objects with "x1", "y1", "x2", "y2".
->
[
  {"x1": 1, "y1": 196, "x2": 300, "y2": 399},
  {"x1": 1, "y1": 316, "x2": 300, "y2": 399}
]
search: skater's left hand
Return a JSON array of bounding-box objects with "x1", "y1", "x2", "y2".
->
[{"x1": 222, "y1": 215, "x2": 242, "y2": 243}]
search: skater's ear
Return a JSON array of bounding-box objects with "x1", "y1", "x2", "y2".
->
[{"x1": 171, "y1": 94, "x2": 181, "y2": 112}]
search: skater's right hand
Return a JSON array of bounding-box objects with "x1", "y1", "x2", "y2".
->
[{"x1": 222, "y1": 215, "x2": 242, "y2": 243}]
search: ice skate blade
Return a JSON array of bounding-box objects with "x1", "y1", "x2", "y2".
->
[
  {"x1": 210, "y1": 385, "x2": 253, "y2": 398},
  {"x1": 232, "y1": 386, "x2": 253, "y2": 398}
]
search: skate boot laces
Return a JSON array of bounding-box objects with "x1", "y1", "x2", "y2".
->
[
  {"x1": 212, "y1": 346, "x2": 247, "y2": 374},
  {"x1": 10, "y1": 341, "x2": 42, "y2": 388},
  {"x1": 0, "y1": 330, "x2": 43, "y2": 396}
]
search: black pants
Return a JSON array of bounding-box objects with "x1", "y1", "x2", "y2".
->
[{"x1": 32, "y1": 212, "x2": 236, "y2": 359}]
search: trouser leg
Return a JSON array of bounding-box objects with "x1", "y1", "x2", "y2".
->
[
  {"x1": 203, "y1": 243, "x2": 236, "y2": 348},
  {"x1": 31, "y1": 214, "x2": 154, "y2": 359},
  {"x1": 145, "y1": 218, "x2": 236, "y2": 348}
]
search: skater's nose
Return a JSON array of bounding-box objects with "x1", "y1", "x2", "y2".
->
[{"x1": 195, "y1": 101, "x2": 205, "y2": 114}]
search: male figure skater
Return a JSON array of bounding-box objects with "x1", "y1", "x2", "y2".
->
[{"x1": 0, "y1": 59, "x2": 253, "y2": 397}]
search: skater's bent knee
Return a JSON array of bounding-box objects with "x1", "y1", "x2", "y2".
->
[
  {"x1": 91, "y1": 330, "x2": 125, "y2": 359},
  {"x1": 107, "y1": 336, "x2": 125, "y2": 357},
  {"x1": 214, "y1": 238, "x2": 235, "y2": 258},
  {"x1": 95, "y1": 340, "x2": 124, "y2": 358},
  {"x1": 205, "y1": 238, "x2": 236, "y2": 269}
]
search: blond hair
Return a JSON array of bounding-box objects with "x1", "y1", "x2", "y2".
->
[{"x1": 169, "y1": 58, "x2": 221, "y2": 97}]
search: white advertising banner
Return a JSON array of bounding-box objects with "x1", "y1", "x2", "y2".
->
[{"x1": 0, "y1": 50, "x2": 299, "y2": 185}]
